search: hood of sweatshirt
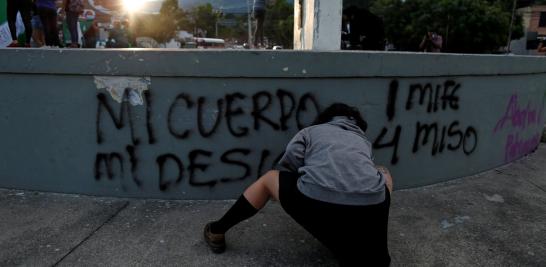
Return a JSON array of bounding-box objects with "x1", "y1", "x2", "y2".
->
[{"x1": 327, "y1": 116, "x2": 367, "y2": 139}]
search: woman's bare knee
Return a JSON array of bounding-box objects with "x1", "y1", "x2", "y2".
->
[
  {"x1": 242, "y1": 170, "x2": 280, "y2": 209},
  {"x1": 261, "y1": 170, "x2": 280, "y2": 201}
]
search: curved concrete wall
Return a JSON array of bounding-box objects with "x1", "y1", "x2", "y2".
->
[{"x1": 0, "y1": 49, "x2": 545, "y2": 199}]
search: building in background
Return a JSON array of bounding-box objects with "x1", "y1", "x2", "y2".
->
[{"x1": 511, "y1": 5, "x2": 546, "y2": 55}]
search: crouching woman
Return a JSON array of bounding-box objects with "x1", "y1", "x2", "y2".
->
[{"x1": 204, "y1": 103, "x2": 393, "y2": 266}]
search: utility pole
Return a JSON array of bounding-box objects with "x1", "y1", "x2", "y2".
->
[
  {"x1": 215, "y1": 9, "x2": 223, "y2": 38},
  {"x1": 445, "y1": 15, "x2": 450, "y2": 51},
  {"x1": 506, "y1": 0, "x2": 517, "y2": 53},
  {"x1": 247, "y1": 0, "x2": 252, "y2": 47}
]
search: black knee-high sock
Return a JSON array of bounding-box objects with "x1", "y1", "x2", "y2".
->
[{"x1": 210, "y1": 195, "x2": 258, "y2": 234}]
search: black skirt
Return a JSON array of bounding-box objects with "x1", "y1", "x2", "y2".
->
[{"x1": 279, "y1": 171, "x2": 391, "y2": 267}]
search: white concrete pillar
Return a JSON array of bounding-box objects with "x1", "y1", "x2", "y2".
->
[{"x1": 293, "y1": 0, "x2": 342, "y2": 50}]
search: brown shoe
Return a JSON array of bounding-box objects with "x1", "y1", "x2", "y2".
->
[{"x1": 203, "y1": 222, "x2": 226, "y2": 253}]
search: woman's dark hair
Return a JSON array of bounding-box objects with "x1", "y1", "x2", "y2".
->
[{"x1": 312, "y1": 103, "x2": 368, "y2": 132}]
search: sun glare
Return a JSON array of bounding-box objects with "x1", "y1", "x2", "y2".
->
[{"x1": 122, "y1": 0, "x2": 146, "y2": 13}]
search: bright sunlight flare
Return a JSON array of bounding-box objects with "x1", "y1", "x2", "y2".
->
[{"x1": 122, "y1": 0, "x2": 147, "y2": 13}]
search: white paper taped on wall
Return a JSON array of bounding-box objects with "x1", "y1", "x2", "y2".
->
[{"x1": 94, "y1": 76, "x2": 151, "y2": 106}]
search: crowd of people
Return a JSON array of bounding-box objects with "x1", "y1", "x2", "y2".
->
[
  {"x1": 6, "y1": 1, "x2": 445, "y2": 52},
  {"x1": 5, "y1": 0, "x2": 260, "y2": 49},
  {"x1": 6, "y1": 0, "x2": 97, "y2": 48}
]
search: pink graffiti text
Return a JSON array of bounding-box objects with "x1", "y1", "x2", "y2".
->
[
  {"x1": 494, "y1": 94, "x2": 544, "y2": 133},
  {"x1": 504, "y1": 133, "x2": 541, "y2": 163}
]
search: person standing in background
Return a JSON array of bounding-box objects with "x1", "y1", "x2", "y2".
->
[
  {"x1": 537, "y1": 37, "x2": 546, "y2": 53},
  {"x1": 106, "y1": 20, "x2": 129, "y2": 48},
  {"x1": 252, "y1": 0, "x2": 266, "y2": 48},
  {"x1": 83, "y1": 20, "x2": 98, "y2": 48},
  {"x1": 420, "y1": 31, "x2": 443, "y2": 52},
  {"x1": 36, "y1": 0, "x2": 60, "y2": 47},
  {"x1": 63, "y1": 0, "x2": 84, "y2": 48},
  {"x1": 341, "y1": 6, "x2": 385, "y2": 51},
  {"x1": 30, "y1": 2, "x2": 45, "y2": 47},
  {"x1": 6, "y1": 0, "x2": 33, "y2": 47}
]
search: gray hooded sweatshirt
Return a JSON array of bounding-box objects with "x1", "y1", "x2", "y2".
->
[{"x1": 277, "y1": 117, "x2": 386, "y2": 206}]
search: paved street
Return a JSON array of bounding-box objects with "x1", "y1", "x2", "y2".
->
[{"x1": 1, "y1": 145, "x2": 545, "y2": 266}]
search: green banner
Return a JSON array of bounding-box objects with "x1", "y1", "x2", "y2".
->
[{"x1": 0, "y1": 0, "x2": 6, "y2": 24}]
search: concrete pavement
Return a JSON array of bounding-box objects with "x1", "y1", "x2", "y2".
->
[{"x1": 1, "y1": 145, "x2": 545, "y2": 266}]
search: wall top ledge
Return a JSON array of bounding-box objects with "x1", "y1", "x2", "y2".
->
[{"x1": 1, "y1": 48, "x2": 546, "y2": 78}]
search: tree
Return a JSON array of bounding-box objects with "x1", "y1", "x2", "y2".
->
[
  {"x1": 343, "y1": 0, "x2": 376, "y2": 9},
  {"x1": 371, "y1": 0, "x2": 524, "y2": 53},
  {"x1": 155, "y1": 0, "x2": 185, "y2": 43},
  {"x1": 217, "y1": 13, "x2": 248, "y2": 41},
  {"x1": 264, "y1": 0, "x2": 294, "y2": 48},
  {"x1": 190, "y1": 3, "x2": 221, "y2": 37}
]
